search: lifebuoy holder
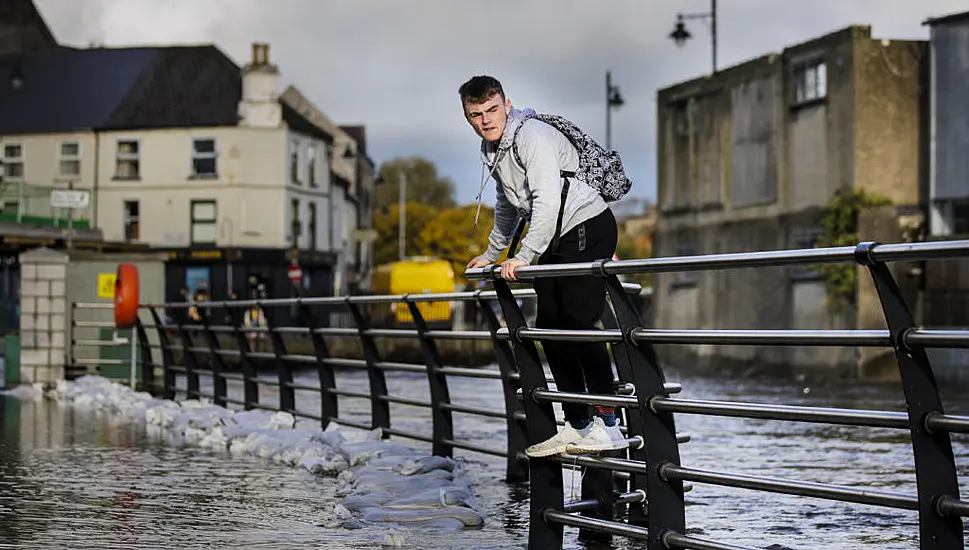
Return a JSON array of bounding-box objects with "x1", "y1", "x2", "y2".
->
[{"x1": 114, "y1": 263, "x2": 140, "y2": 329}]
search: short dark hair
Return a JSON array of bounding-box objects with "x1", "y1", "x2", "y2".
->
[{"x1": 459, "y1": 75, "x2": 504, "y2": 105}]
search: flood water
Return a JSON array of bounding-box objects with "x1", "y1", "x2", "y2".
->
[{"x1": 1, "y1": 364, "x2": 968, "y2": 550}]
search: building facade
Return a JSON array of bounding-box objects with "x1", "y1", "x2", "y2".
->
[
  {"x1": 922, "y1": 11, "x2": 969, "y2": 379},
  {"x1": 0, "y1": 39, "x2": 377, "y2": 314},
  {"x1": 653, "y1": 25, "x2": 927, "y2": 376}
]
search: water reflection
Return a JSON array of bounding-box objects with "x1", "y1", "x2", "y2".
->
[{"x1": 0, "y1": 367, "x2": 967, "y2": 549}]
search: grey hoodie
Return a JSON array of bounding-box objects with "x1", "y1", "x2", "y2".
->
[{"x1": 477, "y1": 107, "x2": 608, "y2": 265}]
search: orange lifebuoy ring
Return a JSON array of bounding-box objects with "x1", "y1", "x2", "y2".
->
[{"x1": 114, "y1": 263, "x2": 140, "y2": 329}]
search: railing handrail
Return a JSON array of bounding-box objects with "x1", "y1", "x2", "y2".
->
[
  {"x1": 464, "y1": 239, "x2": 969, "y2": 280},
  {"x1": 66, "y1": 239, "x2": 969, "y2": 550}
]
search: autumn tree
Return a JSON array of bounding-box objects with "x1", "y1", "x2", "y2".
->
[
  {"x1": 417, "y1": 204, "x2": 509, "y2": 282},
  {"x1": 616, "y1": 227, "x2": 654, "y2": 287},
  {"x1": 372, "y1": 202, "x2": 439, "y2": 265},
  {"x1": 375, "y1": 156, "x2": 456, "y2": 209}
]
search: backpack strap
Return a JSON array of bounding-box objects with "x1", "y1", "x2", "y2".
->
[{"x1": 507, "y1": 117, "x2": 572, "y2": 259}]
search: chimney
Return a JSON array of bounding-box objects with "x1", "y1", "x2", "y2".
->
[
  {"x1": 239, "y1": 41, "x2": 281, "y2": 128},
  {"x1": 249, "y1": 43, "x2": 272, "y2": 66}
]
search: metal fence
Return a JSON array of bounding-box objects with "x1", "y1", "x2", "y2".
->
[{"x1": 68, "y1": 239, "x2": 969, "y2": 550}]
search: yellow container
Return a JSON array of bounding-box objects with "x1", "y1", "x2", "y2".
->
[{"x1": 371, "y1": 257, "x2": 455, "y2": 329}]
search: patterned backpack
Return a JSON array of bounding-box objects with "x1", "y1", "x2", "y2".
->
[{"x1": 511, "y1": 113, "x2": 632, "y2": 202}]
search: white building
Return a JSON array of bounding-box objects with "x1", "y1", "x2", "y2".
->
[{"x1": 0, "y1": 40, "x2": 376, "y2": 304}]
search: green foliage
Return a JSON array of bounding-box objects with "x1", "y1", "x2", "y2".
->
[
  {"x1": 616, "y1": 230, "x2": 653, "y2": 287},
  {"x1": 372, "y1": 202, "x2": 439, "y2": 266},
  {"x1": 375, "y1": 156, "x2": 456, "y2": 209},
  {"x1": 813, "y1": 189, "x2": 892, "y2": 310}
]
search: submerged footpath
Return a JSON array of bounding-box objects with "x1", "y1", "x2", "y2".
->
[{"x1": 34, "y1": 376, "x2": 485, "y2": 535}]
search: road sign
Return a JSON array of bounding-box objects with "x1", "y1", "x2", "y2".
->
[
  {"x1": 50, "y1": 189, "x2": 90, "y2": 209},
  {"x1": 97, "y1": 273, "x2": 116, "y2": 299},
  {"x1": 288, "y1": 265, "x2": 303, "y2": 284}
]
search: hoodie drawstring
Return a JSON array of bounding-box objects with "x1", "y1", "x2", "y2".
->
[{"x1": 473, "y1": 146, "x2": 502, "y2": 227}]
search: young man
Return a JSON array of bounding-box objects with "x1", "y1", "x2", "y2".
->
[{"x1": 461, "y1": 75, "x2": 626, "y2": 457}]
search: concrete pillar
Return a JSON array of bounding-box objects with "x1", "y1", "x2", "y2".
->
[{"x1": 18, "y1": 247, "x2": 69, "y2": 387}]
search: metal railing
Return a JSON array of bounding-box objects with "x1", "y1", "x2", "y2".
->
[{"x1": 67, "y1": 239, "x2": 969, "y2": 550}]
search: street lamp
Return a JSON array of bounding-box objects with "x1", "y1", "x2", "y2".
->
[
  {"x1": 9, "y1": 65, "x2": 24, "y2": 90},
  {"x1": 669, "y1": 0, "x2": 718, "y2": 73},
  {"x1": 605, "y1": 71, "x2": 625, "y2": 151}
]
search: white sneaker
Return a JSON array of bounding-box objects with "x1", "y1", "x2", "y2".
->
[
  {"x1": 565, "y1": 417, "x2": 628, "y2": 455},
  {"x1": 525, "y1": 422, "x2": 590, "y2": 458}
]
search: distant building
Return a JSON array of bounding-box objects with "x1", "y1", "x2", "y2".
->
[
  {"x1": 0, "y1": 39, "x2": 377, "y2": 315},
  {"x1": 925, "y1": 10, "x2": 969, "y2": 237},
  {"x1": 653, "y1": 25, "x2": 927, "y2": 375},
  {"x1": 922, "y1": 10, "x2": 969, "y2": 378}
]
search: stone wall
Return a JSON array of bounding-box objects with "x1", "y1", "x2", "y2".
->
[{"x1": 19, "y1": 248, "x2": 68, "y2": 386}]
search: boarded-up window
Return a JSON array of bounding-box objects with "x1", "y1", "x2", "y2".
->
[{"x1": 730, "y1": 77, "x2": 778, "y2": 207}]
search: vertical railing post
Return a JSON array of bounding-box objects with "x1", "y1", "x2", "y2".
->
[
  {"x1": 601, "y1": 296, "x2": 647, "y2": 527},
  {"x1": 405, "y1": 296, "x2": 454, "y2": 458},
  {"x1": 134, "y1": 316, "x2": 155, "y2": 394},
  {"x1": 475, "y1": 290, "x2": 527, "y2": 482},
  {"x1": 602, "y1": 267, "x2": 685, "y2": 549},
  {"x1": 225, "y1": 304, "x2": 259, "y2": 410},
  {"x1": 856, "y1": 242, "x2": 963, "y2": 550},
  {"x1": 261, "y1": 304, "x2": 295, "y2": 414},
  {"x1": 492, "y1": 277, "x2": 563, "y2": 549},
  {"x1": 298, "y1": 301, "x2": 338, "y2": 428},
  {"x1": 171, "y1": 308, "x2": 202, "y2": 399},
  {"x1": 346, "y1": 299, "x2": 391, "y2": 435},
  {"x1": 198, "y1": 305, "x2": 229, "y2": 408},
  {"x1": 148, "y1": 307, "x2": 177, "y2": 400}
]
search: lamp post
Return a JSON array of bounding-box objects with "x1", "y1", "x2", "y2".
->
[
  {"x1": 397, "y1": 171, "x2": 407, "y2": 261},
  {"x1": 669, "y1": 0, "x2": 718, "y2": 74},
  {"x1": 374, "y1": 169, "x2": 409, "y2": 262},
  {"x1": 605, "y1": 71, "x2": 625, "y2": 151}
]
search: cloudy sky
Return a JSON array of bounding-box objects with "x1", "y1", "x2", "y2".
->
[{"x1": 33, "y1": 0, "x2": 968, "y2": 207}]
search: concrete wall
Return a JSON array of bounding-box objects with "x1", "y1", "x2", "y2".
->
[
  {"x1": 652, "y1": 212, "x2": 858, "y2": 378},
  {"x1": 729, "y1": 76, "x2": 778, "y2": 208},
  {"x1": 16, "y1": 247, "x2": 166, "y2": 388},
  {"x1": 853, "y1": 39, "x2": 926, "y2": 208}
]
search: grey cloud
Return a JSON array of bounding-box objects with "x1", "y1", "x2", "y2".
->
[{"x1": 35, "y1": 0, "x2": 969, "y2": 206}]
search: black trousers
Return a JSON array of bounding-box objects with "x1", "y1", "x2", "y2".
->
[{"x1": 534, "y1": 208, "x2": 618, "y2": 424}]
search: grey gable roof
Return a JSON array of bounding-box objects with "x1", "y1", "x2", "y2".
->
[
  {"x1": 0, "y1": 46, "x2": 159, "y2": 133},
  {"x1": 0, "y1": 44, "x2": 333, "y2": 141}
]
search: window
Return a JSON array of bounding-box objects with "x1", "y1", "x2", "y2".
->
[
  {"x1": 290, "y1": 141, "x2": 301, "y2": 184},
  {"x1": 123, "y1": 200, "x2": 140, "y2": 241},
  {"x1": 793, "y1": 59, "x2": 827, "y2": 104},
  {"x1": 308, "y1": 202, "x2": 317, "y2": 250},
  {"x1": 291, "y1": 198, "x2": 301, "y2": 247},
  {"x1": 1, "y1": 201, "x2": 18, "y2": 216},
  {"x1": 307, "y1": 145, "x2": 318, "y2": 187},
  {"x1": 191, "y1": 138, "x2": 217, "y2": 177},
  {"x1": 673, "y1": 98, "x2": 699, "y2": 137},
  {"x1": 2, "y1": 143, "x2": 24, "y2": 180},
  {"x1": 115, "y1": 139, "x2": 140, "y2": 179},
  {"x1": 59, "y1": 141, "x2": 81, "y2": 177},
  {"x1": 190, "y1": 200, "x2": 217, "y2": 245}
]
